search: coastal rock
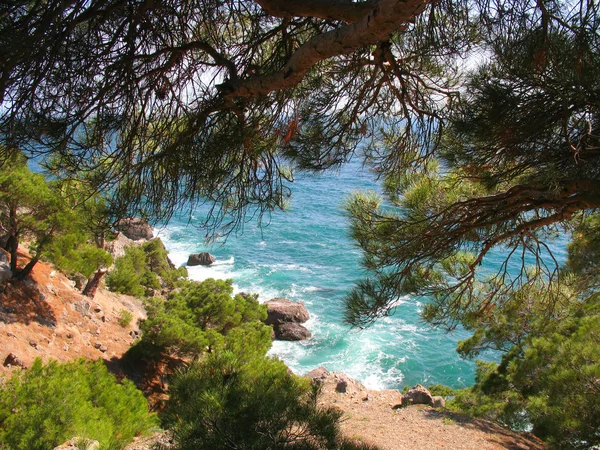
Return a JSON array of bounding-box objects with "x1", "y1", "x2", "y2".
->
[
  {"x1": 336, "y1": 376, "x2": 350, "y2": 393},
  {"x1": 187, "y1": 252, "x2": 215, "y2": 266},
  {"x1": 265, "y1": 298, "x2": 310, "y2": 324},
  {"x1": 432, "y1": 395, "x2": 446, "y2": 408},
  {"x1": 70, "y1": 272, "x2": 88, "y2": 290},
  {"x1": 104, "y1": 233, "x2": 137, "y2": 259},
  {"x1": 403, "y1": 384, "x2": 434, "y2": 406},
  {"x1": 305, "y1": 366, "x2": 330, "y2": 384},
  {"x1": 273, "y1": 322, "x2": 311, "y2": 341},
  {"x1": 115, "y1": 218, "x2": 154, "y2": 241}
]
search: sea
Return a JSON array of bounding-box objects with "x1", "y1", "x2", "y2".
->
[{"x1": 155, "y1": 159, "x2": 569, "y2": 391}]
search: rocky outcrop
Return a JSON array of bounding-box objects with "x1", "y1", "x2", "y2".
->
[
  {"x1": 305, "y1": 366, "x2": 330, "y2": 384},
  {"x1": 115, "y1": 218, "x2": 154, "y2": 241},
  {"x1": 432, "y1": 395, "x2": 446, "y2": 408},
  {"x1": 305, "y1": 368, "x2": 368, "y2": 397},
  {"x1": 265, "y1": 298, "x2": 310, "y2": 325},
  {"x1": 274, "y1": 322, "x2": 311, "y2": 340},
  {"x1": 187, "y1": 252, "x2": 215, "y2": 266},
  {"x1": 265, "y1": 297, "x2": 311, "y2": 341},
  {"x1": 105, "y1": 233, "x2": 137, "y2": 260},
  {"x1": 402, "y1": 384, "x2": 434, "y2": 406}
]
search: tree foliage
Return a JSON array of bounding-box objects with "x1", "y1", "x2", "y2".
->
[
  {"x1": 164, "y1": 351, "x2": 378, "y2": 450},
  {"x1": 138, "y1": 278, "x2": 271, "y2": 359},
  {"x1": 0, "y1": 152, "x2": 75, "y2": 279},
  {"x1": 106, "y1": 239, "x2": 187, "y2": 297},
  {"x1": 344, "y1": 1, "x2": 600, "y2": 328},
  {"x1": 0, "y1": 358, "x2": 157, "y2": 450},
  {"x1": 444, "y1": 214, "x2": 600, "y2": 447},
  {"x1": 0, "y1": 0, "x2": 475, "y2": 234}
]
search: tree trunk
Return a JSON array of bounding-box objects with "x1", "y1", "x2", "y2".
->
[
  {"x1": 82, "y1": 268, "x2": 108, "y2": 298},
  {"x1": 5, "y1": 234, "x2": 18, "y2": 274},
  {"x1": 13, "y1": 255, "x2": 38, "y2": 280}
]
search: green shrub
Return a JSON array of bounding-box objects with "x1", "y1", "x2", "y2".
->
[
  {"x1": 0, "y1": 358, "x2": 158, "y2": 450},
  {"x1": 106, "y1": 245, "x2": 147, "y2": 297},
  {"x1": 164, "y1": 352, "x2": 379, "y2": 450},
  {"x1": 118, "y1": 309, "x2": 134, "y2": 328},
  {"x1": 45, "y1": 233, "x2": 113, "y2": 278},
  {"x1": 107, "y1": 240, "x2": 188, "y2": 297},
  {"x1": 138, "y1": 279, "x2": 271, "y2": 359}
]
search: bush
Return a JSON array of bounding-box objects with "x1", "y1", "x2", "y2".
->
[
  {"x1": 107, "y1": 240, "x2": 188, "y2": 297},
  {"x1": 138, "y1": 279, "x2": 271, "y2": 359},
  {"x1": 0, "y1": 358, "x2": 158, "y2": 450},
  {"x1": 106, "y1": 245, "x2": 147, "y2": 297},
  {"x1": 164, "y1": 352, "x2": 379, "y2": 450},
  {"x1": 118, "y1": 309, "x2": 134, "y2": 328}
]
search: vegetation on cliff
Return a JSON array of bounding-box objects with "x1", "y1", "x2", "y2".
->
[{"x1": 0, "y1": 359, "x2": 158, "y2": 450}]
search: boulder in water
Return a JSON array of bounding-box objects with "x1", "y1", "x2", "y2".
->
[
  {"x1": 265, "y1": 298, "x2": 309, "y2": 324},
  {"x1": 273, "y1": 322, "x2": 311, "y2": 341},
  {"x1": 187, "y1": 252, "x2": 215, "y2": 266}
]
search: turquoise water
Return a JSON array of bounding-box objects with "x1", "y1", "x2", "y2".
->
[{"x1": 156, "y1": 161, "x2": 567, "y2": 390}]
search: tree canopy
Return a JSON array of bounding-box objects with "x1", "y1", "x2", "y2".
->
[
  {"x1": 0, "y1": 0, "x2": 472, "y2": 231},
  {"x1": 1, "y1": 0, "x2": 598, "y2": 336}
]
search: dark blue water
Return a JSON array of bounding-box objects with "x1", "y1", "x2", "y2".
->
[{"x1": 157, "y1": 161, "x2": 568, "y2": 390}]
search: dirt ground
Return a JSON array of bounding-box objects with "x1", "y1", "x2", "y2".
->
[
  {"x1": 0, "y1": 254, "x2": 146, "y2": 375},
  {"x1": 315, "y1": 371, "x2": 546, "y2": 450}
]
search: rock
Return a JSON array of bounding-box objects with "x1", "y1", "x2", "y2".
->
[
  {"x1": 54, "y1": 438, "x2": 100, "y2": 450},
  {"x1": 336, "y1": 377, "x2": 349, "y2": 393},
  {"x1": 0, "y1": 248, "x2": 9, "y2": 264},
  {"x1": 273, "y1": 322, "x2": 311, "y2": 341},
  {"x1": 0, "y1": 249, "x2": 12, "y2": 282},
  {"x1": 432, "y1": 395, "x2": 446, "y2": 408},
  {"x1": 187, "y1": 252, "x2": 215, "y2": 266},
  {"x1": 70, "y1": 272, "x2": 88, "y2": 290},
  {"x1": 73, "y1": 299, "x2": 92, "y2": 317},
  {"x1": 305, "y1": 366, "x2": 330, "y2": 384},
  {"x1": 115, "y1": 218, "x2": 154, "y2": 241},
  {"x1": 403, "y1": 384, "x2": 434, "y2": 406},
  {"x1": 104, "y1": 232, "x2": 137, "y2": 259},
  {"x1": 265, "y1": 298, "x2": 310, "y2": 324},
  {"x1": 94, "y1": 341, "x2": 107, "y2": 352},
  {"x1": 3, "y1": 353, "x2": 25, "y2": 368}
]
